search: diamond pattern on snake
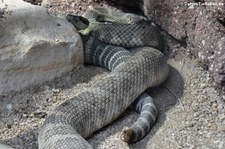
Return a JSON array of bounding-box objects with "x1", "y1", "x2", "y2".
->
[{"x1": 38, "y1": 7, "x2": 169, "y2": 149}]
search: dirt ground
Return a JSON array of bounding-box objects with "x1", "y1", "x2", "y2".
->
[
  {"x1": 0, "y1": 0, "x2": 225, "y2": 149},
  {"x1": 1, "y1": 53, "x2": 224, "y2": 148}
]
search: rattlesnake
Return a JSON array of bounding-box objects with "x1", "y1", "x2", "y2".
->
[{"x1": 38, "y1": 7, "x2": 169, "y2": 149}]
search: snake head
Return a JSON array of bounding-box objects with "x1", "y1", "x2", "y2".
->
[
  {"x1": 66, "y1": 14, "x2": 94, "y2": 36},
  {"x1": 66, "y1": 14, "x2": 89, "y2": 31}
]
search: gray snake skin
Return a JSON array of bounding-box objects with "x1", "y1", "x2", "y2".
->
[{"x1": 38, "y1": 7, "x2": 169, "y2": 148}]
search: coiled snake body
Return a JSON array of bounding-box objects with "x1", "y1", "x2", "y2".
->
[{"x1": 38, "y1": 7, "x2": 169, "y2": 148}]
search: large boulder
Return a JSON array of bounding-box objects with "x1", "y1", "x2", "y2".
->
[
  {"x1": 0, "y1": 0, "x2": 83, "y2": 94},
  {"x1": 141, "y1": 0, "x2": 225, "y2": 94}
]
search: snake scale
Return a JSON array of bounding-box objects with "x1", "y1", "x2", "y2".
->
[{"x1": 38, "y1": 7, "x2": 169, "y2": 148}]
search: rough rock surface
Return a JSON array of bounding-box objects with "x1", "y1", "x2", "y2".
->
[
  {"x1": 0, "y1": 0, "x2": 83, "y2": 94},
  {"x1": 148, "y1": 0, "x2": 225, "y2": 95}
]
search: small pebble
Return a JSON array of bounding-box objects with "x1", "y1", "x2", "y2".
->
[
  {"x1": 6, "y1": 104, "x2": 12, "y2": 110},
  {"x1": 22, "y1": 114, "x2": 28, "y2": 118}
]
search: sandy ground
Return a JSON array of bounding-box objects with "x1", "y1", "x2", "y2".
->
[
  {"x1": 0, "y1": 50, "x2": 224, "y2": 148},
  {"x1": 0, "y1": 0, "x2": 225, "y2": 148}
]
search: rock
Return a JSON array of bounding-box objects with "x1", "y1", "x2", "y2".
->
[{"x1": 0, "y1": 0, "x2": 83, "y2": 94}]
